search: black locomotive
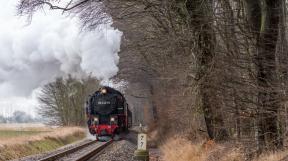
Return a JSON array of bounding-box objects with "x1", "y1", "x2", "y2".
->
[{"x1": 86, "y1": 86, "x2": 132, "y2": 140}]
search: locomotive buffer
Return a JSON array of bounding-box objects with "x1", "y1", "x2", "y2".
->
[{"x1": 134, "y1": 124, "x2": 149, "y2": 161}]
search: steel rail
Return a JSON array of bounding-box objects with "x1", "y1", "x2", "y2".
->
[
  {"x1": 75, "y1": 140, "x2": 113, "y2": 161},
  {"x1": 38, "y1": 140, "x2": 98, "y2": 161}
]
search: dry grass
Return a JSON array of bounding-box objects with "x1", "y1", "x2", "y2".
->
[
  {"x1": 160, "y1": 137, "x2": 244, "y2": 161},
  {"x1": 253, "y1": 150, "x2": 288, "y2": 161},
  {"x1": 0, "y1": 126, "x2": 85, "y2": 161},
  {"x1": 160, "y1": 137, "x2": 288, "y2": 161},
  {"x1": 161, "y1": 138, "x2": 208, "y2": 161},
  {"x1": 0, "y1": 126, "x2": 85, "y2": 146}
]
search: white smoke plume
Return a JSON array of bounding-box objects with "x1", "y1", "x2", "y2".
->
[
  {"x1": 0, "y1": 1, "x2": 122, "y2": 97},
  {"x1": 101, "y1": 79, "x2": 128, "y2": 93},
  {"x1": 0, "y1": 0, "x2": 123, "y2": 116}
]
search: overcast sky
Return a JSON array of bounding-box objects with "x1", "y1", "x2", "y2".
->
[{"x1": 0, "y1": 0, "x2": 122, "y2": 117}]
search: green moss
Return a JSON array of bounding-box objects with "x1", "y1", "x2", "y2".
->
[{"x1": 0, "y1": 131, "x2": 85, "y2": 161}]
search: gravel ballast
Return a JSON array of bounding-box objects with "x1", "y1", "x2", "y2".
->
[{"x1": 91, "y1": 140, "x2": 136, "y2": 161}]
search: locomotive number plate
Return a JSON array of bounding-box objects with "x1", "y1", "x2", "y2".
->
[
  {"x1": 97, "y1": 101, "x2": 111, "y2": 105},
  {"x1": 137, "y1": 133, "x2": 147, "y2": 150}
]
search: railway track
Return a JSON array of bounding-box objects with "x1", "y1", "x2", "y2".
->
[{"x1": 39, "y1": 140, "x2": 113, "y2": 161}]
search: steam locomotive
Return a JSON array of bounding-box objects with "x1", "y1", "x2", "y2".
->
[{"x1": 86, "y1": 86, "x2": 132, "y2": 140}]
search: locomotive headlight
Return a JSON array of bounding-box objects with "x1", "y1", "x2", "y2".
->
[
  {"x1": 93, "y1": 117, "x2": 99, "y2": 125},
  {"x1": 110, "y1": 117, "x2": 115, "y2": 122},
  {"x1": 101, "y1": 88, "x2": 107, "y2": 94},
  {"x1": 110, "y1": 116, "x2": 117, "y2": 125}
]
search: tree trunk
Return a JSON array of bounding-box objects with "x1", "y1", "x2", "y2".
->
[
  {"x1": 246, "y1": 0, "x2": 282, "y2": 151},
  {"x1": 186, "y1": 0, "x2": 229, "y2": 141}
]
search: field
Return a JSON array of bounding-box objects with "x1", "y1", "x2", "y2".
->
[
  {"x1": 0, "y1": 124, "x2": 86, "y2": 161},
  {"x1": 0, "y1": 124, "x2": 47, "y2": 138},
  {"x1": 0, "y1": 130, "x2": 45, "y2": 138}
]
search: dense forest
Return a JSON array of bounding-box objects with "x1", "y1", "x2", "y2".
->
[{"x1": 17, "y1": 0, "x2": 288, "y2": 160}]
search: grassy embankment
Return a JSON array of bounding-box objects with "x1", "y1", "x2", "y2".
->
[
  {"x1": 146, "y1": 127, "x2": 288, "y2": 161},
  {"x1": 159, "y1": 137, "x2": 288, "y2": 161},
  {"x1": 0, "y1": 125, "x2": 85, "y2": 161}
]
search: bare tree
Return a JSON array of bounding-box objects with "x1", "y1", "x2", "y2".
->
[{"x1": 38, "y1": 76, "x2": 100, "y2": 126}]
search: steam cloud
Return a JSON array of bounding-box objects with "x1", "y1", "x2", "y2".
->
[
  {"x1": 0, "y1": 0, "x2": 122, "y2": 116},
  {"x1": 0, "y1": 0, "x2": 122, "y2": 97}
]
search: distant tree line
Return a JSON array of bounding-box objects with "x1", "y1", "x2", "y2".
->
[
  {"x1": 37, "y1": 75, "x2": 100, "y2": 126},
  {"x1": 0, "y1": 111, "x2": 39, "y2": 123}
]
